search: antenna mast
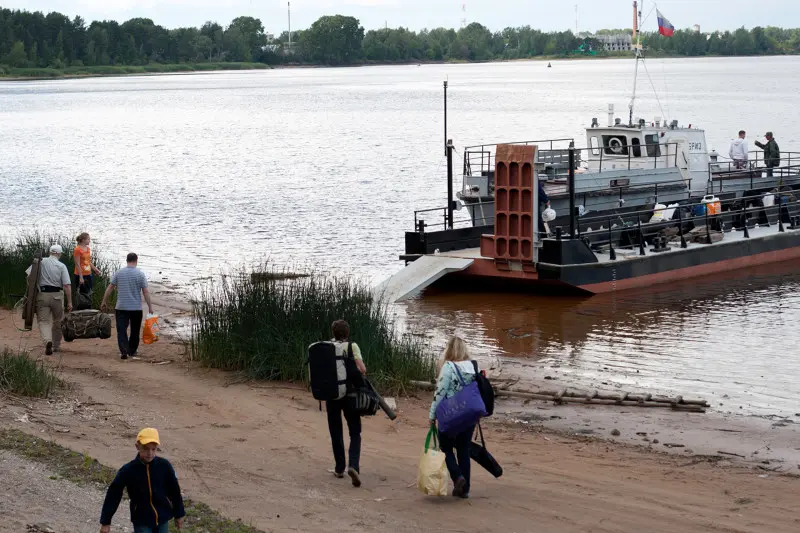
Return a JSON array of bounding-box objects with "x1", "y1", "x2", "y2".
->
[
  {"x1": 461, "y1": 3, "x2": 467, "y2": 29},
  {"x1": 288, "y1": 2, "x2": 292, "y2": 51},
  {"x1": 628, "y1": 0, "x2": 643, "y2": 125},
  {"x1": 575, "y1": 4, "x2": 578, "y2": 35}
]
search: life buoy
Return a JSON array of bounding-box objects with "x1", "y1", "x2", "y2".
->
[{"x1": 608, "y1": 137, "x2": 625, "y2": 154}]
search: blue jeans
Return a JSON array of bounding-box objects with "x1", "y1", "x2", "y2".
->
[
  {"x1": 133, "y1": 524, "x2": 168, "y2": 533},
  {"x1": 438, "y1": 424, "x2": 475, "y2": 495},
  {"x1": 116, "y1": 310, "x2": 143, "y2": 356}
]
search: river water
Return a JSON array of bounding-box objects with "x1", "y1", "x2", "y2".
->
[{"x1": 2, "y1": 57, "x2": 799, "y2": 418}]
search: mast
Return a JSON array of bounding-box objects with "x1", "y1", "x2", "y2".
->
[{"x1": 628, "y1": 0, "x2": 643, "y2": 126}]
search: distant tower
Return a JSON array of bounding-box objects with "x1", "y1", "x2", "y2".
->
[
  {"x1": 575, "y1": 4, "x2": 578, "y2": 35},
  {"x1": 693, "y1": 24, "x2": 701, "y2": 33},
  {"x1": 461, "y1": 3, "x2": 467, "y2": 29}
]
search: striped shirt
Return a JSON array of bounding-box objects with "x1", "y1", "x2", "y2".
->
[{"x1": 111, "y1": 266, "x2": 148, "y2": 311}]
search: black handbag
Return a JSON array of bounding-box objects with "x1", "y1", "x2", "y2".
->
[{"x1": 470, "y1": 422, "x2": 503, "y2": 478}]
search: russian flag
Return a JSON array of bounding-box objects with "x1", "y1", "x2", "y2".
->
[{"x1": 657, "y1": 10, "x2": 675, "y2": 37}]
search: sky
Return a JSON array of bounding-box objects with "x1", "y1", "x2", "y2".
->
[{"x1": 4, "y1": 0, "x2": 799, "y2": 34}]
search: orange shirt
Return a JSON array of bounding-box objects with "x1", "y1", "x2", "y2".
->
[{"x1": 74, "y1": 246, "x2": 92, "y2": 276}]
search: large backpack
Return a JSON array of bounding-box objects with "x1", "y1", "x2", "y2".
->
[
  {"x1": 472, "y1": 360, "x2": 495, "y2": 417},
  {"x1": 307, "y1": 341, "x2": 358, "y2": 402}
]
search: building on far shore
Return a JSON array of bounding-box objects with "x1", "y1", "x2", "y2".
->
[{"x1": 578, "y1": 32, "x2": 633, "y2": 52}]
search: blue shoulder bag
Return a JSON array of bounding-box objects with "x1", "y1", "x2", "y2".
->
[{"x1": 435, "y1": 362, "x2": 487, "y2": 436}]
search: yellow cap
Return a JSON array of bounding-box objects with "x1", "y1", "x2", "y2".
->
[{"x1": 136, "y1": 428, "x2": 160, "y2": 446}]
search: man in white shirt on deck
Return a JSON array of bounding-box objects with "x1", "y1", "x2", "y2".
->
[
  {"x1": 729, "y1": 130, "x2": 748, "y2": 170},
  {"x1": 26, "y1": 244, "x2": 73, "y2": 355}
]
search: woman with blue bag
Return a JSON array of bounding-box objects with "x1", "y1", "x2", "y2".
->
[{"x1": 429, "y1": 336, "x2": 487, "y2": 499}]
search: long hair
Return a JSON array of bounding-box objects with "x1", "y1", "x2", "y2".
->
[{"x1": 437, "y1": 336, "x2": 469, "y2": 374}]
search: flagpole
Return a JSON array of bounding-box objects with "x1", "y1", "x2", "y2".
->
[{"x1": 628, "y1": 0, "x2": 643, "y2": 126}]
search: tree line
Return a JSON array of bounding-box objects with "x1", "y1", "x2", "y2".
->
[{"x1": 2, "y1": 6, "x2": 800, "y2": 70}]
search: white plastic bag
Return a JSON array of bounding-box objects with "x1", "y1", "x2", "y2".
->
[{"x1": 417, "y1": 427, "x2": 449, "y2": 496}]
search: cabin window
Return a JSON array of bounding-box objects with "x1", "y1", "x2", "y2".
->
[
  {"x1": 602, "y1": 135, "x2": 628, "y2": 156},
  {"x1": 631, "y1": 138, "x2": 642, "y2": 157},
  {"x1": 590, "y1": 136, "x2": 600, "y2": 156},
  {"x1": 645, "y1": 134, "x2": 661, "y2": 157}
]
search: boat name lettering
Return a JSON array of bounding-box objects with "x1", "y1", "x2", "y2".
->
[{"x1": 689, "y1": 142, "x2": 702, "y2": 151}]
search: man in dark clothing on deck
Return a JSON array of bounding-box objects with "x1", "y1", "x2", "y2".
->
[
  {"x1": 538, "y1": 181, "x2": 551, "y2": 235},
  {"x1": 755, "y1": 132, "x2": 780, "y2": 177}
]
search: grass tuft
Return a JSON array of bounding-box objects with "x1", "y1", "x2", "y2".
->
[
  {"x1": 191, "y1": 265, "x2": 435, "y2": 395},
  {"x1": 0, "y1": 348, "x2": 62, "y2": 397}
]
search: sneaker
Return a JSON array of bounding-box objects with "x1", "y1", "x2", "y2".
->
[
  {"x1": 120, "y1": 353, "x2": 128, "y2": 360},
  {"x1": 347, "y1": 467, "x2": 361, "y2": 488},
  {"x1": 45, "y1": 342, "x2": 53, "y2": 356},
  {"x1": 333, "y1": 471, "x2": 344, "y2": 479},
  {"x1": 452, "y1": 477, "x2": 467, "y2": 498}
]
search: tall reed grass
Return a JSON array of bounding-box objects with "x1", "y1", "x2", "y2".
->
[
  {"x1": 191, "y1": 266, "x2": 435, "y2": 394},
  {"x1": 0, "y1": 231, "x2": 117, "y2": 310},
  {"x1": 0, "y1": 348, "x2": 62, "y2": 397}
]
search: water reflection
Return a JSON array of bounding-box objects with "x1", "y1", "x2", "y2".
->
[{"x1": 402, "y1": 262, "x2": 800, "y2": 417}]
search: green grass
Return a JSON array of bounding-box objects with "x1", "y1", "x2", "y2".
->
[
  {"x1": 191, "y1": 265, "x2": 435, "y2": 395},
  {"x1": 0, "y1": 348, "x2": 62, "y2": 397},
  {"x1": 0, "y1": 428, "x2": 263, "y2": 533},
  {"x1": 0, "y1": 230, "x2": 117, "y2": 310},
  {"x1": 1, "y1": 62, "x2": 270, "y2": 79}
]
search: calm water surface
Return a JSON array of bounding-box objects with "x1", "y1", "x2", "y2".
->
[{"x1": 2, "y1": 57, "x2": 799, "y2": 417}]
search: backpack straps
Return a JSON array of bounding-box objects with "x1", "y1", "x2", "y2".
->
[
  {"x1": 347, "y1": 341, "x2": 353, "y2": 359},
  {"x1": 471, "y1": 360, "x2": 479, "y2": 375},
  {"x1": 451, "y1": 361, "x2": 466, "y2": 386}
]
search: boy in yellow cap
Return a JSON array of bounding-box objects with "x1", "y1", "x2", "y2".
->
[{"x1": 99, "y1": 428, "x2": 185, "y2": 533}]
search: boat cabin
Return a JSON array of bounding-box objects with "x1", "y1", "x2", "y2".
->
[{"x1": 585, "y1": 117, "x2": 710, "y2": 193}]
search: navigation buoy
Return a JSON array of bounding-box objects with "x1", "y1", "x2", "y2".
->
[{"x1": 547, "y1": 62, "x2": 552, "y2": 68}]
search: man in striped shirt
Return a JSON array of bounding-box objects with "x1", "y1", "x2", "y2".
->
[{"x1": 101, "y1": 253, "x2": 154, "y2": 360}]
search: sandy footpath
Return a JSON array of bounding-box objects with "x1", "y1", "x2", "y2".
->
[
  {"x1": 2, "y1": 310, "x2": 800, "y2": 533},
  {"x1": 0, "y1": 451, "x2": 134, "y2": 533}
]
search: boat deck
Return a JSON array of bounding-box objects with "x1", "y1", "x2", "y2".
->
[{"x1": 589, "y1": 223, "x2": 781, "y2": 264}]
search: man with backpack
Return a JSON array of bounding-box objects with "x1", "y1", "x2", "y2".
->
[{"x1": 309, "y1": 320, "x2": 367, "y2": 487}]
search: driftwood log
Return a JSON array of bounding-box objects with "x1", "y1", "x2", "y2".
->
[{"x1": 410, "y1": 381, "x2": 708, "y2": 413}]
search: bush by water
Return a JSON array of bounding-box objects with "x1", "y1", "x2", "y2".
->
[{"x1": 191, "y1": 267, "x2": 435, "y2": 394}]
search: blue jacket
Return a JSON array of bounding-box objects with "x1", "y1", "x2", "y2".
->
[{"x1": 100, "y1": 455, "x2": 185, "y2": 527}]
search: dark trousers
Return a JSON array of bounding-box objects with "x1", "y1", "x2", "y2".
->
[
  {"x1": 766, "y1": 165, "x2": 775, "y2": 178},
  {"x1": 75, "y1": 274, "x2": 93, "y2": 294},
  {"x1": 438, "y1": 424, "x2": 475, "y2": 495},
  {"x1": 326, "y1": 397, "x2": 361, "y2": 474},
  {"x1": 116, "y1": 310, "x2": 143, "y2": 356}
]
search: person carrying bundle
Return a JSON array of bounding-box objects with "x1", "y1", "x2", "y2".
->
[{"x1": 307, "y1": 320, "x2": 367, "y2": 487}]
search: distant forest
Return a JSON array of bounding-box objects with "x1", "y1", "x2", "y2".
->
[{"x1": 1, "y1": 6, "x2": 799, "y2": 70}]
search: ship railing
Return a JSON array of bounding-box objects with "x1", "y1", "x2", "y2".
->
[
  {"x1": 464, "y1": 141, "x2": 683, "y2": 181},
  {"x1": 589, "y1": 141, "x2": 681, "y2": 173},
  {"x1": 745, "y1": 150, "x2": 800, "y2": 170},
  {"x1": 709, "y1": 160, "x2": 800, "y2": 193},
  {"x1": 462, "y1": 138, "x2": 574, "y2": 178},
  {"x1": 564, "y1": 189, "x2": 799, "y2": 255},
  {"x1": 413, "y1": 203, "x2": 492, "y2": 233},
  {"x1": 565, "y1": 177, "x2": 692, "y2": 214}
]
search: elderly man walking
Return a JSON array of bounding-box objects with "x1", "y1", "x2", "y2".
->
[{"x1": 26, "y1": 244, "x2": 73, "y2": 355}]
